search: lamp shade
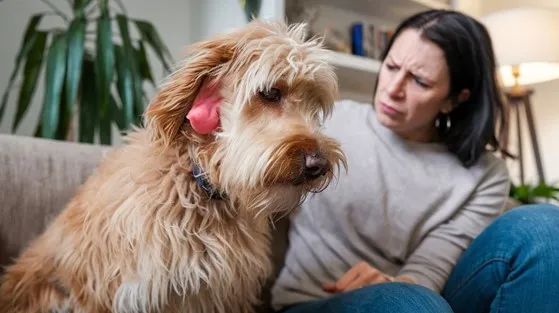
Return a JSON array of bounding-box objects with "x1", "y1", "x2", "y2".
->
[{"x1": 480, "y1": 7, "x2": 559, "y2": 87}]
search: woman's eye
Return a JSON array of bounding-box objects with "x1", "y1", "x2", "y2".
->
[
  {"x1": 386, "y1": 63, "x2": 397, "y2": 71},
  {"x1": 259, "y1": 88, "x2": 282, "y2": 103},
  {"x1": 413, "y1": 77, "x2": 429, "y2": 88}
]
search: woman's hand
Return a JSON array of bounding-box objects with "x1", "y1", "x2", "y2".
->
[{"x1": 322, "y1": 262, "x2": 395, "y2": 293}]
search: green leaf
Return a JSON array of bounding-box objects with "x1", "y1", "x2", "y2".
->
[
  {"x1": 110, "y1": 93, "x2": 125, "y2": 130},
  {"x1": 99, "y1": 0, "x2": 109, "y2": 15},
  {"x1": 96, "y1": 13, "x2": 113, "y2": 145},
  {"x1": 42, "y1": 32, "x2": 68, "y2": 139},
  {"x1": 12, "y1": 31, "x2": 48, "y2": 132},
  {"x1": 133, "y1": 42, "x2": 152, "y2": 119},
  {"x1": 64, "y1": 17, "x2": 86, "y2": 131},
  {"x1": 0, "y1": 14, "x2": 43, "y2": 123},
  {"x1": 79, "y1": 59, "x2": 97, "y2": 143},
  {"x1": 532, "y1": 182, "x2": 559, "y2": 200},
  {"x1": 56, "y1": 82, "x2": 71, "y2": 140},
  {"x1": 134, "y1": 89, "x2": 147, "y2": 126},
  {"x1": 133, "y1": 19, "x2": 173, "y2": 72},
  {"x1": 509, "y1": 181, "x2": 559, "y2": 204},
  {"x1": 99, "y1": 107, "x2": 112, "y2": 145},
  {"x1": 116, "y1": 15, "x2": 137, "y2": 127},
  {"x1": 114, "y1": 44, "x2": 134, "y2": 127},
  {"x1": 34, "y1": 120, "x2": 43, "y2": 138},
  {"x1": 136, "y1": 40, "x2": 154, "y2": 85},
  {"x1": 242, "y1": 0, "x2": 262, "y2": 21},
  {"x1": 72, "y1": 0, "x2": 93, "y2": 17},
  {"x1": 95, "y1": 14, "x2": 114, "y2": 141},
  {"x1": 33, "y1": 105, "x2": 44, "y2": 138}
]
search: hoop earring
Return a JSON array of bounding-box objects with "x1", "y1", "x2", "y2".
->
[{"x1": 435, "y1": 114, "x2": 451, "y2": 130}]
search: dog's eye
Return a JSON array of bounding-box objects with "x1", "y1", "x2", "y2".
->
[{"x1": 259, "y1": 88, "x2": 282, "y2": 103}]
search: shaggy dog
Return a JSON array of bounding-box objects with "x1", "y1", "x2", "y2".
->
[{"x1": 0, "y1": 19, "x2": 346, "y2": 313}]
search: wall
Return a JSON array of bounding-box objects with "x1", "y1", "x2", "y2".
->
[
  {"x1": 0, "y1": 0, "x2": 195, "y2": 142},
  {"x1": 454, "y1": 0, "x2": 481, "y2": 17},
  {"x1": 476, "y1": 0, "x2": 559, "y2": 185},
  {"x1": 190, "y1": 0, "x2": 284, "y2": 43}
]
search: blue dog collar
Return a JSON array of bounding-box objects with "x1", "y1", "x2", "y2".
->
[{"x1": 192, "y1": 165, "x2": 225, "y2": 200}]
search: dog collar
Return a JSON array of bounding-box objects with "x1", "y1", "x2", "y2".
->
[{"x1": 192, "y1": 165, "x2": 225, "y2": 200}]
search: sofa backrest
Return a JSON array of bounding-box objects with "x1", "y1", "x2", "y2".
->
[{"x1": 0, "y1": 134, "x2": 107, "y2": 270}]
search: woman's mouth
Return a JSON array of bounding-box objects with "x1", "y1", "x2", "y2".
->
[{"x1": 380, "y1": 102, "x2": 402, "y2": 116}]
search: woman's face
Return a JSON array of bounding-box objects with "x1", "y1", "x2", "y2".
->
[{"x1": 374, "y1": 28, "x2": 453, "y2": 142}]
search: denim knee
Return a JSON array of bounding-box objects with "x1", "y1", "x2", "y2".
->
[
  {"x1": 280, "y1": 283, "x2": 453, "y2": 313},
  {"x1": 494, "y1": 203, "x2": 559, "y2": 237},
  {"x1": 485, "y1": 203, "x2": 559, "y2": 259},
  {"x1": 343, "y1": 282, "x2": 453, "y2": 313}
]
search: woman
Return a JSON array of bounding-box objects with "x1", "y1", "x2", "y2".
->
[{"x1": 270, "y1": 9, "x2": 559, "y2": 313}]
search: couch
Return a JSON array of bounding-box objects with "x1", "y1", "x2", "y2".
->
[
  {"x1": 0, "y1": 134, "x2": 290, "y2": 313},
  {"x1": 0, "y1": 133, "x2": 522, "y2": 312}
]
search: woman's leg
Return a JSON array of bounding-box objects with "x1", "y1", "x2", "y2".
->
[
  {"x1": 442, "y1": 203, "x2": 559, "y2": 313},
  {"x1": 280, "y1": 282, "x2": 454, "y2": 313}
]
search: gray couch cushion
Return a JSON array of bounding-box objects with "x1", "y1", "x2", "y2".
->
[{"x1": 0, "y1": 134, "x2": 107, "y2": 268}]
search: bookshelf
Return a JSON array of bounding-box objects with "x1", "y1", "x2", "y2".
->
[
  {"x1": 326, "y1": 51, "x2": 381, "y2": 102},
  {"x1": 241, "y1": 0, "x2": 457, "y2": 100},
  {"x1": 328, "y1": 51, "x2": 381, "y2": 74},
  {"x1": 298, "y1": 0, "x2": 451, "y2": 23},
  {"x1": 280, "y1": 0, "x2": 454, "y2": 99}
]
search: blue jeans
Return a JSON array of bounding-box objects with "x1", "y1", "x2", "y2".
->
[{"x1": 280, "y1": 204, "x2": 559, "y2": 313}]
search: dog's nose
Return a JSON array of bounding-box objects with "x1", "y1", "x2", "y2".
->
[{"x1": 304, "y1": 151, "x2": 330, "y2": 180}]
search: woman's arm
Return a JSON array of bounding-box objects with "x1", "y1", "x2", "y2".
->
[{"x1": 396, "y1": 157, "x2": 511, "y2": 292}]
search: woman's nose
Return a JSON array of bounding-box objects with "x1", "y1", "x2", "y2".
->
[{"x1": 387, "y1": 74, "x2": 405, "y2": 98}]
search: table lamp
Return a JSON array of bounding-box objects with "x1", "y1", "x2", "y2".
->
[{"x1": 481, "y1": 7, "x2": 559, "y2": 184}]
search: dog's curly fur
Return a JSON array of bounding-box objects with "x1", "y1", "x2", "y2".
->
[{"x1": 0, "y1": 20, "x2": 346, "y2": 313}]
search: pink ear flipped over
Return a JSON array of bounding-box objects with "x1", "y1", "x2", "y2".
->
[{"x1": 186, "y1": 79, "x2": 223, "y2": 134}]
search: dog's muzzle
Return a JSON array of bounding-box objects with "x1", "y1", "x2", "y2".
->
[
  {"x1": 293, "y1": 151, "x2": 330, "y2": 185},
  {"x1": 304, "y1": 151, "x2": 330, "y2": 179}
]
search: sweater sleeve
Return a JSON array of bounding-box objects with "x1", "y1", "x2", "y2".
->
[{"x1": 396, "y1": 157, "x2": 511, "y2": 293}]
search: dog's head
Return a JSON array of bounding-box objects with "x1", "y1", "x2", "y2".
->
[{"x1": 143, "y1": 20, "x2": 346, "y2": 213}]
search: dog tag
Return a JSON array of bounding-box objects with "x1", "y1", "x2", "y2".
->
[{"x1": 186, "y1": 79, "x2": 222, "y2": 134}]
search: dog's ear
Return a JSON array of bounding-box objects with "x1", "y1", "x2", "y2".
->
[
  {"x1": 186, "y1": 78, "x2": 222, "y2": 135},
  {"x1": 143, "y1": 33, "x2": 238, "y2": 146}
]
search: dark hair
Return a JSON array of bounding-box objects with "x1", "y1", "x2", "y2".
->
[{"x1": 374, "y1": 9, "x2": 510, "y2": 167}]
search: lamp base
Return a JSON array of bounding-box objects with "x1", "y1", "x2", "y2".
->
[
  {"x1": 509, "y1": 84, "x2": 529, "y2": 97},
  {"x1": 502, "y1": 88, "x2": 546, "y2": 184},
  {"x1": 510, "y1": 64, "x2": 527, "y2": 97}
]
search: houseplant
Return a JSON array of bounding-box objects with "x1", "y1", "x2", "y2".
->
[
  {"x1": 0, "y1": 0, "x2": 174, "y2": 145},
  {"x1": 509, "y1": 181, "x2": 559, "y2": 205}
]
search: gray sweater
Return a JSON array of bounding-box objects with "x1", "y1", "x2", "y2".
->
[{"x1": 271, "y1": 99, "x2": 510, "y2": 310}]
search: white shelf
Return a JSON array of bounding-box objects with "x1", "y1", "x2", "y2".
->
[
  {"x1": 303, "y1": 0, "x2": 451, "y2": 23},
  {"x1": 326, "y1": 51, "x2": 381, "y2": 97},
  {"x1": 328, "y1": 51, "x2": 381, "y2": 73}
]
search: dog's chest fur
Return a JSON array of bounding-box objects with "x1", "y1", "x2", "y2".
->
[
  {"x1": 77, "y1": 136, "x2": 274, "y2": 313},
  {"x1": 113, "y1": 215, "x2": 273, "y2": 313}
]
